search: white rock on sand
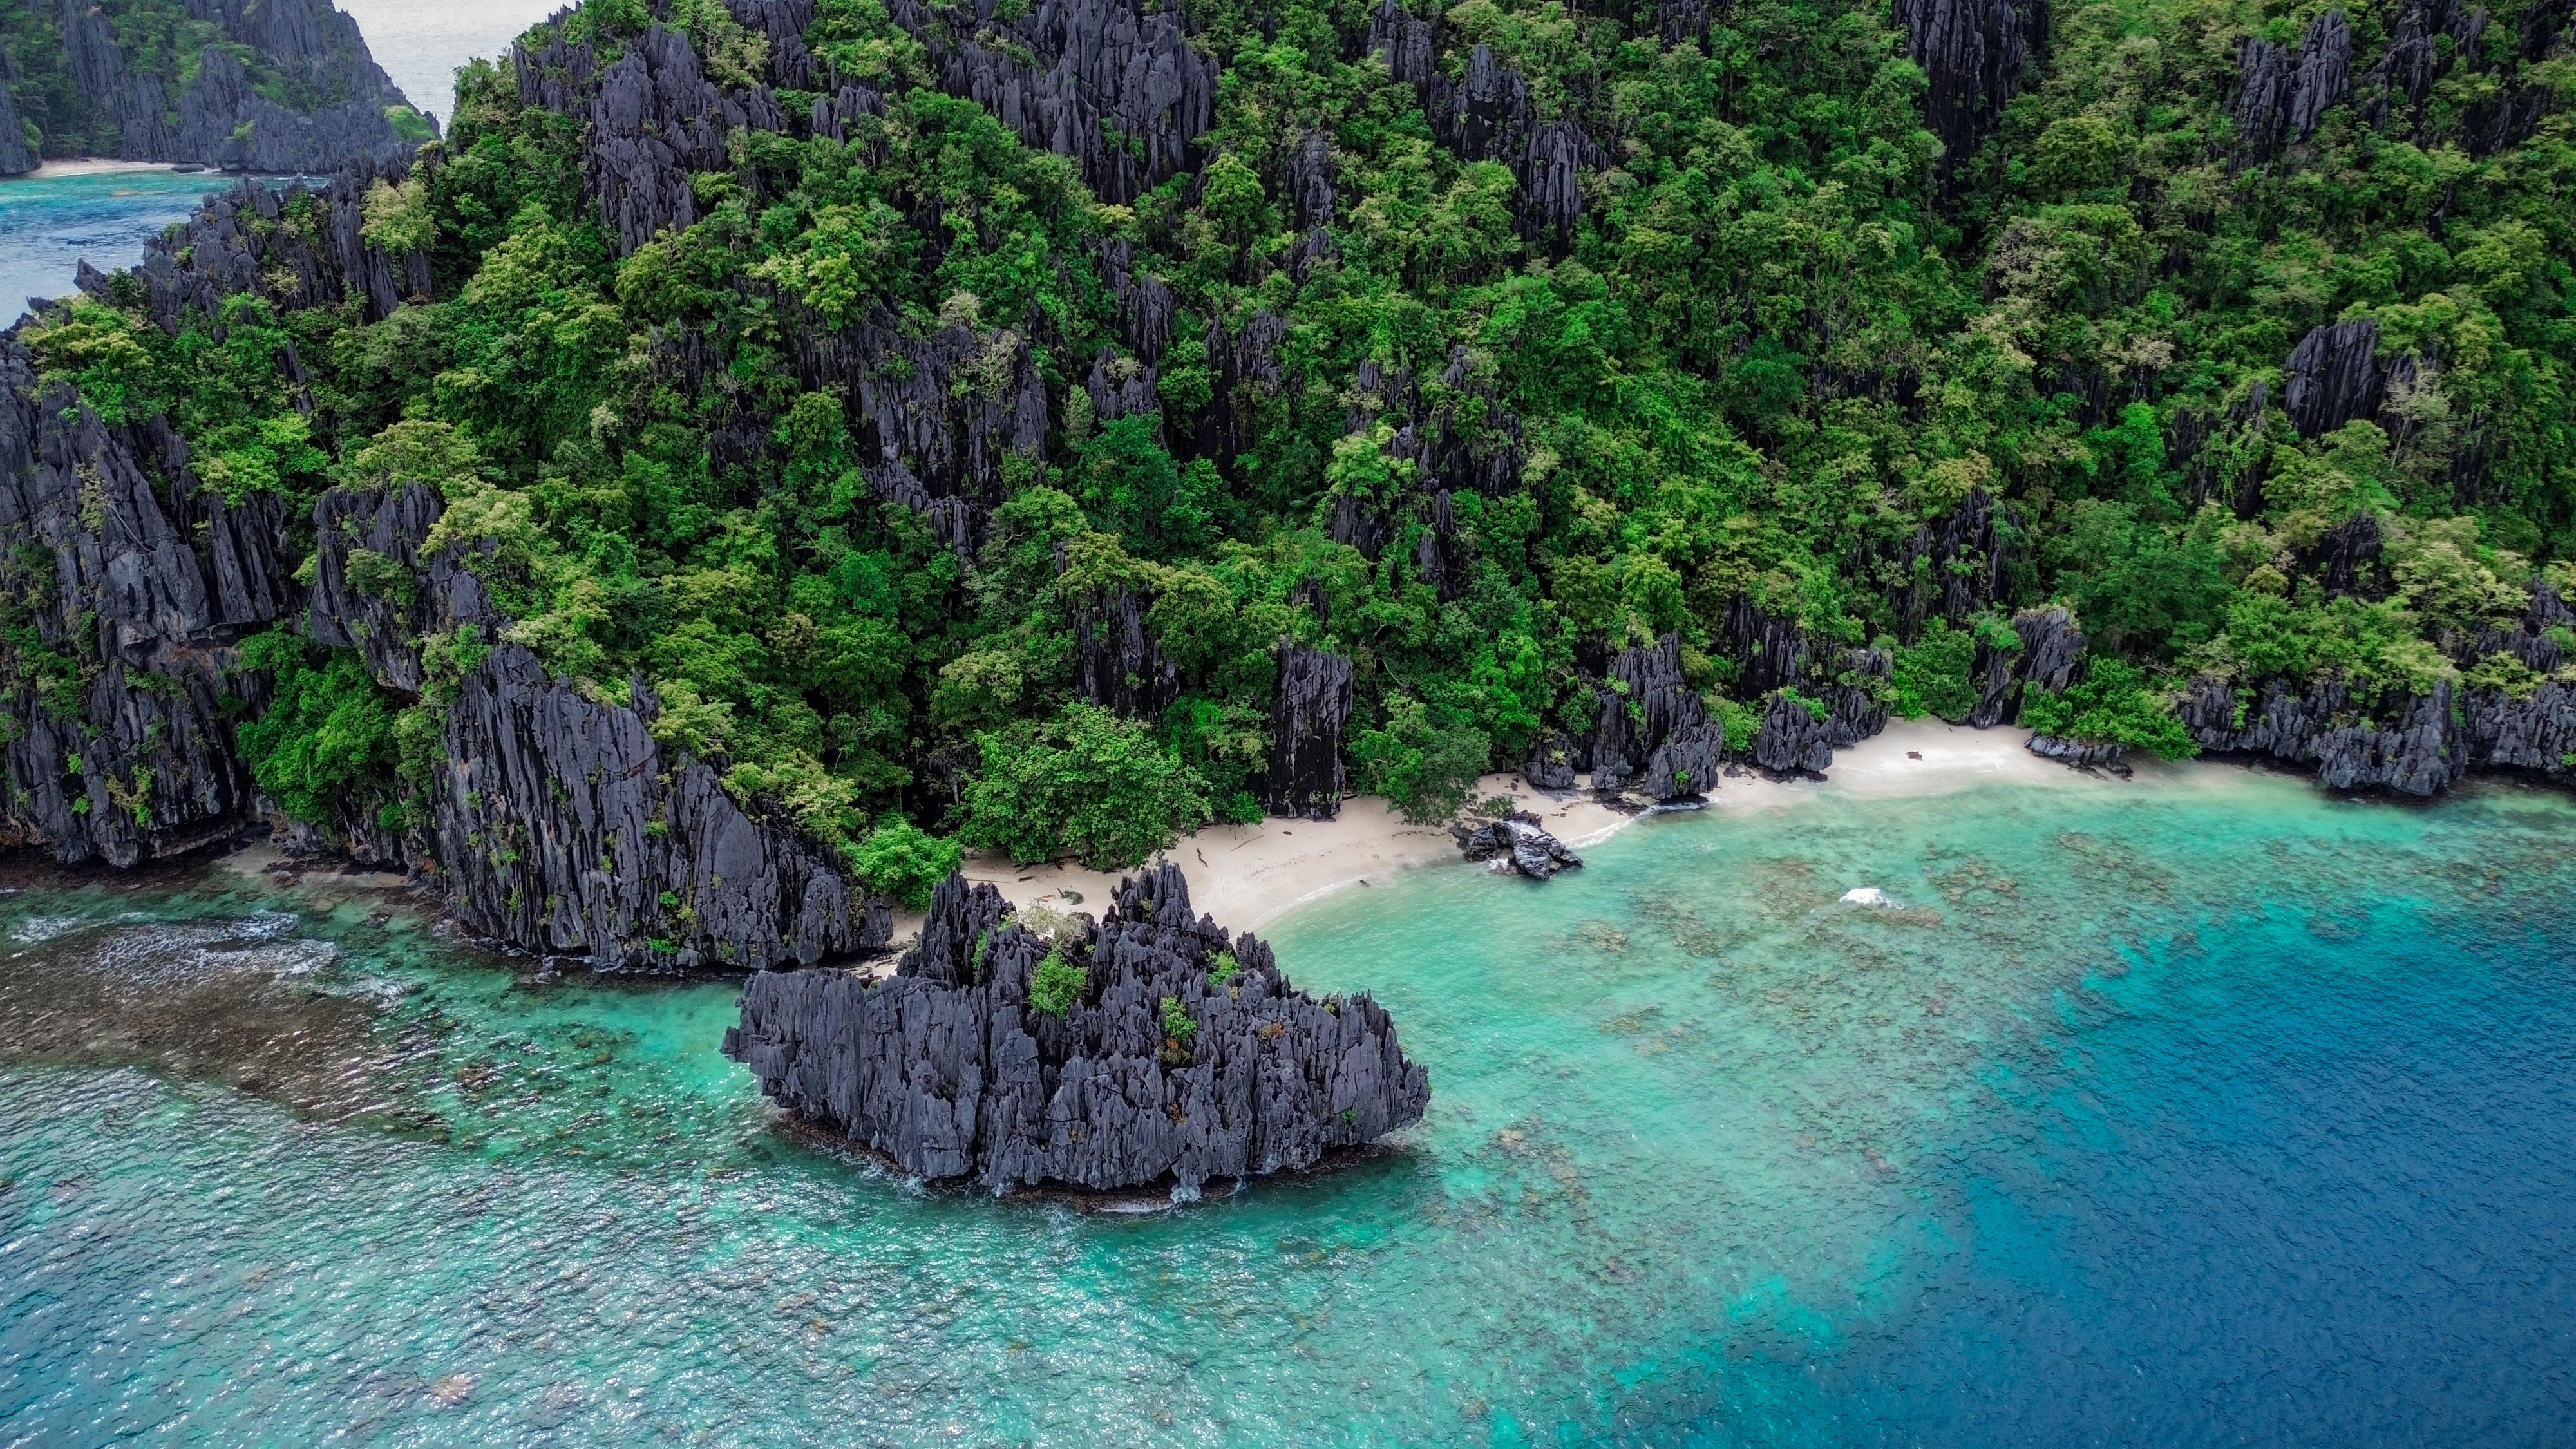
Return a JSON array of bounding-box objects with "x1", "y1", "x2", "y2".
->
[{"x1": 966, "y1": 719, "x2": 2195, "y2": 938}]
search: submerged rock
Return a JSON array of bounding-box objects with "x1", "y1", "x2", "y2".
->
[
  {"x1": 1452, "y1": 814, "x2": 1582, "y2": 880},
  {"x1": 723, "y1": 864, "x2": 1430, "y2": 1195}
]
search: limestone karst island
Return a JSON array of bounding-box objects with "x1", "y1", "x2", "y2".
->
[{"x1": 0, "y1": 0, "x2": 2571, "y2": 1438}]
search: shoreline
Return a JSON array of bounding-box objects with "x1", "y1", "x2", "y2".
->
[
  {"x1": 12, "y1": 160, "x2": 194, "y2": 180},
  {"x1": 147, "y1": 718, "x2": 2510, "y2": 971},
  {"x1": 957, "y1": 719, "x2": 2232, "y2": 945}
]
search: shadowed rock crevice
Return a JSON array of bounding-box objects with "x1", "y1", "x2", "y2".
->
[{"x1": 723, "y1": 864, "x2": 1430, "y2": 1194}]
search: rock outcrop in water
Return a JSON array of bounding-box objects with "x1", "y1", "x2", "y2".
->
[
  {"x1": 723, "y1": 864, "x2": 1430, "y2": 1195},
  {"x1": 1452, "y1": 813, "x2": 1582, "y2": 880},
  {"x1": 0, "y1": 0, "x2": 427, "y2": 176}
]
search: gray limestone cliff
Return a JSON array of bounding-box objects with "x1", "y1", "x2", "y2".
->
[
  {"x1": 2178, "y1": 580, "x2": 2576, "y2": 796},
  {"x1": 723, "y1": 864, "x2": 1430, "y2": 1195},
  {"x1": 0, "y1": 0, "x2": 430, "y2": 176},
  {"x1": 301, "y1": 480, "x2": 895, "y2": 971}
]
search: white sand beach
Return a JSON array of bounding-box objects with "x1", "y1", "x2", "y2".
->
[{"x1": 961, "y1": 719, "x2": 2207, "y2": 943}]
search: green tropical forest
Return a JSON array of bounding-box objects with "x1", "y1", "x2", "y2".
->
[{"x1": 21, "y1": 0, "x2": 2576, "y2": 892}]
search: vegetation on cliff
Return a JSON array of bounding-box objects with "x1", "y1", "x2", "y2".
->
[{"x1": 21, "y1": 0, "x2": 2576, "y2": 887}]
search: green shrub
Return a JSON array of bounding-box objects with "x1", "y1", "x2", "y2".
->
[
  {"x1": 1351, "y1": 692, "x2": 1489, "y2": 823},
  {"x1": 1160, "y1": 994, "x2": 1196, "y2": 1041},
  {"x1": 848, "y1": 817, "x2": 961, "y2": 909},
  {"x1": 234, "y1": 632, "x2": 404, "y2": 824},
  {"x1": 959, "y1": 702, "x2": 1213, "y2": 870},
  {"x1": 1028, "y1": 948, "x2": 1084, "y2": 1018},
  {"x1": 2018, "y1": 659, "x2": 2199, "y2": 761},
  {"x1": 1891, "y1": 620, "x2": 1980, "y2": 722}
]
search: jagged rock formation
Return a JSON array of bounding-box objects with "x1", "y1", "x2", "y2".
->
[
  {"x1": 2180, "y1": 674, "x2": 2463, "y2": 794},
  {"x1": 1723, "y1": 601, "x2": 1896, "y2": 775},
  {"x1": 1523, "y1": 728, "x2": 1577, "y2": 790},
  {"x1": 0, "y1": 346, "x2": 287, "y2": 864},
  {"x1": 1452, "y1": 813, "x2": 1582, "y2": 880},
  {"x1": 1268, "y1": 642, "x2": 1352, "y2": 818},
  {"x1": 2027, "y1": 734, "x2": 2128, "y2": 770},
  {"x1": 78, "y1": 161, "x2": 432, "y2": 327},
  {"x1": 2, "y1": 0, "x2": 426, "y2": 175},
  {"x1": 1884, "y1": 487, "x2": 2009, "y2": 639},
  {"x1": 1894, "y1": 0, "x2": 2047, "y2": 182},
  {"x1": 1967, "y1": 605, "x2": 2085, "y2": 728},
  {"x1": 1747, "y1": 650, "x2": 1895, "y2": 775},
  {"x1": 2176, "y1": 580, "x2": 2576, "y2": 794},
  {"x1": 1072, "y1": 587, "x2": 1178, "y2": 720},
  {"x1": 303, "y1": 482, "x2": 894, "y2": 970},
  {"x1": 3, "y1": 156, "x2": 899, "y2": 971},
  {"x1": 2284, "y1": 317, "x2": 2384, "y2": 439},
  {"x1": 2231, "y1": 10, "x2": 2351, "y2": 164},
  {"x1": 582, "y1": 24, "x2": 743, "y2": 254},
  {"x1": 0, "y1": 53, "x2": 35, "y2": 175},
  {"x1": 0, "y1": 156, "x2": 439, "y2": 867},
  {"x1": 1328, "y1": 350, "x2": 1527, "y2": 585},
  {"x1": 723, "y1": 864, "x2": 1430, "y2": 1194},
  {"x1": 888, "y1": 0, "x2": 1217, "y2": 204},
  {"x1": 1368, "y1": 0, "x2": 1598, "y2": 249},
  {"x1": 1586, "y1": 632, "x2": 1726, "y2": 798}
]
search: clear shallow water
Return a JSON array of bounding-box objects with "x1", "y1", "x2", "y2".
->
[
  {"x1": 2, "y1": 772, "x2": 2571, "y2": 1445},
  {"x1": 0, "y1": 169, "x2": 243, "y2": 318}
]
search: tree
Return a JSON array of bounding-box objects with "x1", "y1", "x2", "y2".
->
[
  {"x1": 848, "y1": 817, "x2": 960, "y2": 909},
  {"x1": 2018, "y1": 659, "x2": 2198, "y2": 761},
  {"x1": 958, "y1": 702, "x2": 1213, "y2": 869}
]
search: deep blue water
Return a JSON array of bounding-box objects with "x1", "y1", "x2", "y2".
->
[{"x1": 1, "y1": 755, "x2": 2571, "y2": 1444}]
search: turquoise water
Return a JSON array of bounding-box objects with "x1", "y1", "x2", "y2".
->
[
  {"x1": 0, "y1": 169, "x2": 248, "y2": 317},
  {"x1": 3, "y1": 771, "x2": 2571, "y2": 1444}
]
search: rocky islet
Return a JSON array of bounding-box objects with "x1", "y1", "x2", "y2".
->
[{"x1": 724, "y1": 862, "x2": 1430, "y2": 1193}]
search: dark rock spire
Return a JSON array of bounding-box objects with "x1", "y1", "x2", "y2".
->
[
  {"x1": 1895, "y1": 0, "x2": 2047, "y2": 184},
  {"x1": 1367, "y1": 1, "x2": 1600, "y2": 249},
  {"x1": 887, "y1": 0, "x2": 1218, "y2": 204},
  {"x1": 723, "y1": 864, "x2": 1432, "y2": 1195},
  {"x1": 2283, "y1": 317, "x2": 2384, "y2": 439},
  {"x1": 1586, "y1": 632, "x2": 1725, "y2": 799},
  {"x1": 1268, "y1": 642, "x2": 1352, "y2": 819},
  {"x1": 84, "y1": 161, "x2": 433, "y2": 328},
  {"x1": 2231, "y1": 10, "x2": 2352, "y2": 164},
  {"x1": 1074, "y1": 588, "x2": 1180, "y2": 720}
]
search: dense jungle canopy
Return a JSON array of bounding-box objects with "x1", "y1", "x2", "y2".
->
[{"x1": 20, "y1": 0, "x2": 2576, "y2": 885}]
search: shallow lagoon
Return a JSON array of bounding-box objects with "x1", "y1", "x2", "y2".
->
[
  {"x1": 3, "y1": 769, "x2": 2571, "y2": 1444},
  {"x1": 0, "y1": 168, "x2": 245, "y2": 317}
]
